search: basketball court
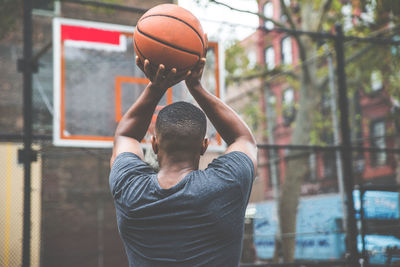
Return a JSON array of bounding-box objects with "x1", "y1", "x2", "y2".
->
[{"x1": 2, "y1": 1, "x2": 400, "y2": 267}]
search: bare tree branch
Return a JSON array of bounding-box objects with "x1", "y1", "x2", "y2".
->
[
  {"x1": 279, "y1": 0, "x2": 311, "y2": 85},
  {"x1": 209, "y1": 0, "x2": 286, "y2": 28},
  {"x1": 316, "y1": 0, "x2": 333, "y2": 32},
  {"x1": 317, "y1": 43, "x2": 375, "y2": 90},
  {"x1": 279, "y1": 0, "x2": 297, "y2": 31},
  {"x1": 227, "y1": 66, "x2": 298, "y2": 83},
  {"x1": 209, "y1": 0, "x2": 312, "y2": 82},
  {"x1": 316, "y1": 23, "x2": 400, "y2": 88}
]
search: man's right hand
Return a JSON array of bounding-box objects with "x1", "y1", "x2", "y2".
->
[
  {"x1": 185, "y1": 58, "x2": 206, "y2": 90},
  {"x1": 185, "y1": 33, "x2": 208, "y2": 89}
]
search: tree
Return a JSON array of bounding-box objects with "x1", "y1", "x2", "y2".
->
[{"x1": 210, "y1": 0, "x2": 400, "y2": 262}]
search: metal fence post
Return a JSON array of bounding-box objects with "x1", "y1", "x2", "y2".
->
[
  {"x1": 334, "y1": 24, "x2": 359, "y2": 266},
  {"x1": 18, "y1": 0, "x2": 38, "y2": 266}
]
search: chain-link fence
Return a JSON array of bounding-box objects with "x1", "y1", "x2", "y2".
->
[
  {"x1": 227, "y1": 29, "x2": 400, "y2": 266},
  {"x1": 0, "y1": 141, "x2": 129, "y2": 267},
  {"x1": 1, "y1": 141, "x2": 398, "y2": 266},
  {"x1": 2, "y1": 1, "x2": 400, "y2": 267},
  {"x1": 0, "y1": 143, "x2": 41, "y2": 267},
  {"x1": 38, "y1": 144, "x2": 127, "y2": 267},
  {"x1": 242, "y1": 144, "x2": 400, "y2": 266}
]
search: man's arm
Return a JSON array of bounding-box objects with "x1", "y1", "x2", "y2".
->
[
  {"x1": 110, "y1": 58, "x2": 190, "y2": 167},
  {"x1": 185, "y1": 59, "x2": 257, "y2": 171}
]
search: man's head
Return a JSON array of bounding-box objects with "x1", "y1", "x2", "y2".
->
[{"x1": 153, "y1": 101, "x2": 208, "y2": 155}]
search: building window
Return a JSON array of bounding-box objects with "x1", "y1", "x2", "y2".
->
[
  {"x1": 284, "y1": 0, "x2": 291, "y2": 6},
  {"x1": 265, "y1": 46, "x2": 275, "y2": 70},
  {"x1": 370, "y1": 70, "x2": 383, "y2": 91},
  {"x1": 341, "y1": 3, "x2": 353, "y2": 31},
  {"x1": 282, "y1": 88, "x2": 295, "y2": 126},
  {"x1": 361, "y1": 0, "x2": 376, "y2": 24},
  {"x1": 280, "y1": 0, "x2": 291, "y2": 22},
  {"x1": 263, "y1": 1, "x2": 274, "y2": 30},
  {"x1": 370, "y1": 120, "x2": 386, "y2": 166},
  {"x1": 280, "y1": 13, "x2": 287, "y2": 23},
  {"x1": 281, "y1": 36, "x2": 292, "y2": 65},
  {"x1": 266, "y1": 93, "x2": 277, "y2": 129},
  {"x1": 391, "y1": 35, "x2": 400, "y2": 56},
  {"x1": 248, "y1": 51, "x2": 257, "y2": 69}
]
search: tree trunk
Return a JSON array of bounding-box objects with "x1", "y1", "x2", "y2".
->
[
  {"x1": 279, "y1": 156, "x2": 309, "y2": 261},
  {"x1": 278, "y1": 30, "x2": 320, "y2": 262},
  {"x1": 278, "y1": 80, "x2": 317, "y2": 261}
]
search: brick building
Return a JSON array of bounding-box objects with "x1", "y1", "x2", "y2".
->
[{"x1": 228, "y1": 0, "x2": 399, "y2": 201}]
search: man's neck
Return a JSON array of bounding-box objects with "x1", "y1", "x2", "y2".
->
[{"x1": 157, "y1": 152, "x2": 200, "y2": 189}]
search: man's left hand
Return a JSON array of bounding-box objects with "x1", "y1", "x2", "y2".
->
[{"x1": 136, "y1": 56, "x2": 191, "y2": 91}]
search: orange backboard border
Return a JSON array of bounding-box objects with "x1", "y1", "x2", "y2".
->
[{"x1": 53, "y1": 17, "x2": 225, "y2": 151}]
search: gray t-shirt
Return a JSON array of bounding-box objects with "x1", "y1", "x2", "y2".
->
[{"x1": 109, "y1": 151, "x2": 254, "y2": 267}]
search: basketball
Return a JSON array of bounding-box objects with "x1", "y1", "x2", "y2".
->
[{"x1": 133, "y1": 4, "x2": 206, "y2": 73}]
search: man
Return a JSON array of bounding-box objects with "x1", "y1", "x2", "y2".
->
[{"x1": 109, "y1": 53, "x2": 257, "y2": 266}]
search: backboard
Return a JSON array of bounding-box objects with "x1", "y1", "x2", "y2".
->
[{"x1": 53, "y1": 18, "x2": 225, "y2": 151}]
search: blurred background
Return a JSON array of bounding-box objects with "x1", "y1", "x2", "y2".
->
[{"x1": 0, "y1": 0, "x2": 399, "y2": 266}]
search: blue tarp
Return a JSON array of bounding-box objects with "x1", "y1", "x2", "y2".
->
[
  {"x1": 353, "y1": 190, "x2": 400, "y2": 219},
  {"x1": 253, "y1": 194, "x2": 345, "y2": 260},
  {"x1": 358, "y1": 235, "x2": 400, "y2": 264},
  {"x1": 252, "y1": 191, "x2": 400, "y2": 262}
]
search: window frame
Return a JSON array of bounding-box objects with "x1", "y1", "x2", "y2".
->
[
  {"x1": 370, "y1": 70, "x2": 383, "y2": 92},
  {"x1": 263, "y1": 1, "x2": 274, "y2": 30},
  {"x1": 281, "y1": 36, "x2": 293, "y2": 65},
  {"x1": 369, "y1": 119, "x2": 387, "y2": 167},
  {"x1": 264, "y1": 46, "x2": 275, "y2": 70},
  {"x1": 281, "y1": 87, "x2": 296, "y2": 126}
]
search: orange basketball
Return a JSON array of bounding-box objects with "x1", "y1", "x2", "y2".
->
[{"x1": 133, "y1": 4, "x2": 206, "y2": 73}]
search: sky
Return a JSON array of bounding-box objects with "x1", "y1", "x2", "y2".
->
[{"x1": 177, "y1": 0, "x2": 259, "y2": 45}]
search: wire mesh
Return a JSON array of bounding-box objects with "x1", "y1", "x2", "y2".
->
[
  {"x1": 249, "y1": 145, "x2": 400, "y2": 265},
  {"x1": 0, "y1": 143, "x2": 41, "y2": 267},
  {"x1": 38, "y1": 144, "x2": 128, "y2": 267},
  {"x1": 1, "y1": 1, "x2": 400, "y2": 266}
]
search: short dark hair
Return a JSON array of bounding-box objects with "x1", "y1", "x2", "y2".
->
[{"x1": 155, "y1": 101, "x2": 207, "y2": 152}]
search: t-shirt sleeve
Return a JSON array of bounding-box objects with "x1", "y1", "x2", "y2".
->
[
  {"x1": 206, "y1": 151, "x2": 255, "y2": 201},
  {"x1": 109, "y1": 152, "x2": 155, "y2": 199}
]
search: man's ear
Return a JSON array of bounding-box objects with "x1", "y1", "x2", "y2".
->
[
  {"x1": 200, "y1": 137, "x2": 209, "y2": 156},
  {"x1": 151, "y1": 135, "x2": 159, "y2": 154}
]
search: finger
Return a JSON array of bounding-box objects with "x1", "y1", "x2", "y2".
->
[
  {"x1": 203, "y1": 33, "x2": 209, "y2": 57},
  {"x1": 175, "y1": 69, "x2": 191, "y2": 82},
  {"x1": 136, "y1": 56, "x2": 145, "y2": 72},
  {"x1": 193, "y1": 58, "x2": 206, "y2": 73},
  {"x1": 144, "y1": 59, "x2": 151, "y2": 75},
  {"x1": 166, "y1": 68, "x2": 177, "y2": 81},
  {"x1": 199, "y1": 58, "x2": 206, "y2": 67},
  {"x1": 156, "y1": 64, "x2": 165, "y2": 77},
  {"x1": 155, "y1": 64, "x2": 166, "y2": 81}
]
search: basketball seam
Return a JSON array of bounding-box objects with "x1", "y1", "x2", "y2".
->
[
  {"x1": 136, "y1": 25, "x2": 201, "y2": 58},
  {"x1": 134, "y1": 38, "x2": 193, "y2": 70},
  {"x1": 134, "y1": 38, "x2": 146, "y2": 60},
  {"x1": 138, "y1": 14, "x2": 204, "y2": 52}
]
